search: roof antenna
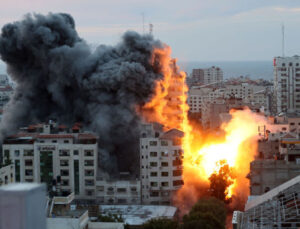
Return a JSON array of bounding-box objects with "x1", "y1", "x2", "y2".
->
[
  {"x1": 282, "y1": 23, "x2": 285, "y2": 57},
  {"x1": 149, "y1": 23, "x2": 153, "y2": 35},
  {"x1": 142, "y1": 13, "x2": 145, "y2": 34}
]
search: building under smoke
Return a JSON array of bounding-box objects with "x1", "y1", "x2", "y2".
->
[{"x1": 0, "y1": 13, "x2": 179, "y2": 176}]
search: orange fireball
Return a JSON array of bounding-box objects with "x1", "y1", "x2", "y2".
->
[{"x1": 139, "y1": 44, "x2": 269, "y2": 210}]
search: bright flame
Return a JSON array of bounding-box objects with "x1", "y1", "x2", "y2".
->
[{"x1": 139, "y1": 44, "x2": 269, "y2": 211}]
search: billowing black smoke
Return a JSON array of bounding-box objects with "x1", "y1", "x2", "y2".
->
[{"x1": 0, "y1": 13, "x2": 166, "y2": 175}]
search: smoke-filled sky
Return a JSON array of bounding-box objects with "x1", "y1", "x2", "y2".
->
[{"x1": 0, "y1": 0, "x2": 300, "y2": 61}]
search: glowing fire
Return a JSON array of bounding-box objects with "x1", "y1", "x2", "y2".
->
[{"x1": 140, "y1": 44, "x2": 269, "y2": 210}]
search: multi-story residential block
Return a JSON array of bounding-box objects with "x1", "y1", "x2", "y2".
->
[
  {"x1": 96, "y1": 178, "x2": 141, "y2": 205},
  {"x1": 249, "y1": 131, "x2": 300, "y2": 195},
  {"x1": 2, "y1": 122, "x2": 98, "y2": 199},
  {"x1": 140, "y1": 124, "x2": 184, "y2": 205},
  {"x1": 188, "y1": 83, "x2": 268, "y2": 116},
  {"x1": 273, "y1": 55, "x2": 300, "y2": 113},
  {"x1": 188, "y1": 66, "x2": 223, "y2": 87},
  {"x1": 0, "y1": 164, "x2": 14, "y2": 186}
]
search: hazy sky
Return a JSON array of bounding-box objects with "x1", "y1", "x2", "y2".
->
[{"x1": 0, "y1": 0, "x2": 300, "y2": 61}]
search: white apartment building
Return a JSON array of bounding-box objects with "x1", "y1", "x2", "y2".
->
[
  {"x1": 274, "y1": 55, "x2": 300, "y2": 113},
  {"x1": 2, "y1": 123, "x2": 98, "y2": 199},
  {"x1": 0, "y1": 164, "x2": 14, "y2": 186},
  {"x1": 188, "y1": 83, "x2": 268, "y2": 115},
  {"x1": 203, "y1": 66, "x2": 223, "y2": 85},
  {"x1": 140, "y1": 124, "x2": 184, "y2": 205},
  {"x1": 96, "y1": 179, "x2": 141, "y2": 205}
]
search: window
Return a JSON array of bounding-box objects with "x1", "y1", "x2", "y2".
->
[
  {"x1": 73, "y1": 150, "x2": 79, "y2": 155},
  {"x1": 161, "y1": 162, "x2": 168, "y2": 167},
  {"x1": 161, "y1": 140, "x2": 168, "y2": 146},
  {"x1": 60, "y1": 170, "x2": 69, "y2": 176},
  {"x1": 161, "y1": 151, "x2": 168, "y2": 157},
  {"x1": 61, "y1": 180, "x2": 69, "y2": 186},
  {"x1": 84, "y1": 150, "x2": 94, "y2": 156},
  {"x1": 85, "y1": 170, "x2": 94, "y2": 176},
  {"x1": 150, "y1": 162, "x2": 157, "y2": 167},
  {"x1": 84, "y1": 160, "x2": 94, "y2": 166},
  {"x1": 14, "y1": 150, "x2": 20, "y2": 157},
  {"x1": 149, "y1": 141, "x2": 157, "y2": 146},
  {"x1": 60, "y1": 160, "x2": 69, "y2": 166},
  {"x1": 59, "y1": 150, "x2": 70, "y2": 156},
  {"x1": 85, "y1": 179, "x2": 94, "y2": 186},
  {"x1": 173, "y1": 159, "x2": 182, "y2": 166},
  {"x1": 173, "y1": 170, "x2": 182, "y2": 176},
  {"x1": 131, "y1": 187, "x2": 137, "y2": 192},
  {"x1": 161, "y1": 182, "x2": 169, "y2": 187},
  {"x1": 173, "y1": 180, "x2": 184, "y2": 186},
  {"x1": 52, "y1": 140, "x2": 57, "y2": 143},
  {"x1": 150, "y1": 152, "x2": 157, "y2": 157},
  {"x1": 150, "y1": 191, "x2": 159, "y2": 197},
  {"x1": 150, "y1": 182, "x2": 158, "y2": 187},
  {"x1": 25, "y1": 160, "x2": 33, "y2": 166},
  {"x1": 64, "y1": 140, "x2": 69, "y2": 143},
  {"x1": 24, "y1": 150, "x2": 34, "y2": 156},
  {"x1": 150, "y1": 172, "x2": 157, "y2": 177},
  {"x1": 117, "y1": 188, "x2": 127, "y2": 193},
  {"x1": 161, "y1": 172, "x2": 168, "y2": 177},
  {"x1": 25, "y1": 169, "x2": 33, "y2": 176}
]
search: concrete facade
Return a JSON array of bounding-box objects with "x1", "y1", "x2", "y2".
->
[
  {"x1": 0, "y1": 183, "x2": 47, "y2": 229},
  {"x1": 273, "y1": 56, "x2": 300, "y2": 113},
  {"x1": 140, "y1": 124, "x2": 184, "y2": 205},
  {"x1": 95, "y1": 179, "x2": 141, "y2": 205},
  {"x1": 2, "y1": 123, "x2": 98, "y2": 199}
]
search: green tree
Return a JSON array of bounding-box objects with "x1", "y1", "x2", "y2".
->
[
  {"x1": 209, "y1": 160, "x2": 234, "y2": 203},
  {"x1": 182, "y1": 197, "x2": 227, "y2": 229},
  {"x1": 98, "y1": 213, "x2": 123, "y2": 222},
  {"x1": 142, "y1": 218, "x2": 179, "y2": 229}
]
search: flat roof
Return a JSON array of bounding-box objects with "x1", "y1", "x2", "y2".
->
[{"x1": 99, "y1": 205, "x2": 177, "y2": 225}]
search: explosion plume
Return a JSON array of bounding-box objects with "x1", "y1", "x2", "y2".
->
[
  {"x1": 0, "y1": 12, "x2": 270, "y2": 214},
  {"x1": 0, "y1": 13, "x2": 171, "y2": 175}
]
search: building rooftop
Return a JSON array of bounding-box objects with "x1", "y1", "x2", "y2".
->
[{"x1": 99, "y1": 205, "x2": 177, "y2": 225}]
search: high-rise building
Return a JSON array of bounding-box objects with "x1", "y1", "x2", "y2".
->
[
  {"x1": 189, "y1": 66, "x2": 223, "y2": 86},
  {"x1": 274, "y1": 55, "x2": 300, "y2": 113},
  {"x1": 140, "y1": 123, "x2": 184, "y2": 205}
]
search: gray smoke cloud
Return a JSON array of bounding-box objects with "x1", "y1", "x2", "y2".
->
[{"x1": 0, "y1": 13, "x2": 167, "y2": 175}]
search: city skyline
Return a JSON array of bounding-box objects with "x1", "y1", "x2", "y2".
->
[{"x1": 0, "y1": 0, "x2": 300, "y2": 61}]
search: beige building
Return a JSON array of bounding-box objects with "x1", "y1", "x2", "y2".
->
[{"x1": 140, "y1": 124, "x2": 184, "y2": 205}]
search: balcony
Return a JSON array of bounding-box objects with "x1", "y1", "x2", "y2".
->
[{"x1": 53, "y1": 192, "x2": 75, "y2": 205}]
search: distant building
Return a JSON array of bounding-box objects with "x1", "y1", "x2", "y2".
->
[
  {"x1": 188, "y1": 66, "x2": 223, "y2": 86},
  {"x1": 140, "y1": 123, "x2": 184, "y2": 205},
  {"x1": 2, "y1": 122, "x2": 98, "y2": 199},
  {"x1": 273, "y1": 55, "x2": 300, "y2": 113},
  {"x1": 187, "y1": 83, "x2": 270, "y2": 117}
]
